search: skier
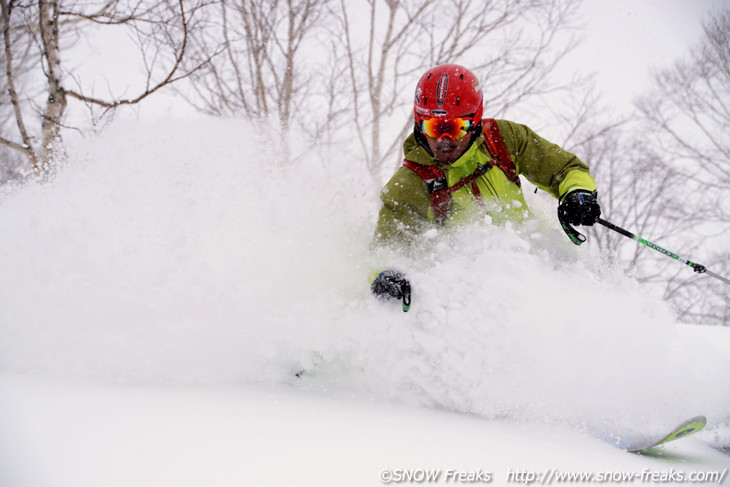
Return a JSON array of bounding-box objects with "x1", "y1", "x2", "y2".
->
[{"x1": 371, "y1": 64, "x2": 601, "y2": 306}]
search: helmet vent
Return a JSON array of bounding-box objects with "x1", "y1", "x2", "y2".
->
[
  {"x1": 455, "y1": 97, "x2": 460, "y2": 106},
  {"x1": 459, "y1": 74, "x2": 464, "y2": 80}
]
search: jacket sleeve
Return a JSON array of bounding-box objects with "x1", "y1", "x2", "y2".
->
[
  {"x1": 495, "y1": 120, "x2": 596, "y2": 200},
  {"x1": 371, "y1": 166, "x2": 435, "y2": 249}
]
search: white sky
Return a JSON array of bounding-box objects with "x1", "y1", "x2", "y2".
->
[
  {"x1": 556, "y1": 0, "x2": 726, "y2": 112},
  {"x1": 74, "y1": 0, "x2": 725, "y2": 122}
]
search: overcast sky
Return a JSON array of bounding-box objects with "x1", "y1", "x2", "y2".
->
[
  {"x1": 91, "y1": 0, "x2": 725, "y2": 122},
  {"x1": 558, "y1": 0, "x2": 726, "y2": 112}
]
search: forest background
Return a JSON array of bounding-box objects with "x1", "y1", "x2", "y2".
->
[{"x1": 1, "y1": 0, "x2": 728, "y2": 325}]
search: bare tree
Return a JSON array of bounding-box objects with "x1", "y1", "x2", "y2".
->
[
  {"x1": 636, "y1": 8, "x2": 730, "y2": 196},
  {"x1": 562, "y1": 94, "x2": 727, "y2": 324},
  {"x1": 180, "y1": 0, "x2": 326, "y2": 163},
  {"x1": 0, "y1": 0, "x2": 212, "y2": 175},
  {"x1": 328, "y1": 0, "x2": 585, "y2": 185},
  {"x1": 632, "y1": 7, "x2": 730, "y2": 325},
  {"x1": 575, "y1": 7, "x2": 730, "y2": 325},
  {"x1": 178, "y1": 0, "x2": 584, "y2": 175},
  {"x1": 547, "y1": 85, "x2": 691, "y2": 281},
  {"x1": 1, "y1": 0, "x2": 34, "y2": 183},
  {"x1": 0, "y1": 144, "x2": 25, "y2": 184}
]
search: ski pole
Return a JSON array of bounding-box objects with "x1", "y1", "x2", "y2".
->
[{"x1": 597, "y1": 218, "x2": 730, "y2": 285}]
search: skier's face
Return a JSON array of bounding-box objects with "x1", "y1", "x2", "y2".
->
[{"x1": 427, "y1": 134, "x2": 471, "y2": 165}]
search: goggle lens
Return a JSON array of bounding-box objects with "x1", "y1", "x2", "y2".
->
[{"x1": 420, "y1": 117, "x2": 474, "y2": 140}]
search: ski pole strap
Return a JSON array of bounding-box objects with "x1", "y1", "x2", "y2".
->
[
  {"x1": 559, "y1": 217, "x2": 586, "y2": 245},
  {"x1": 401, "y1": 282, "x2": 411, "y2": 312},
  {"x1": 597, "y1": 218, "x2": 730, "y2": 285}
]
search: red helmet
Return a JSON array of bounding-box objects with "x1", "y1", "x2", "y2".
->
[{"x1": 413, "y1": 64, "x2": 484, "y2": 125}]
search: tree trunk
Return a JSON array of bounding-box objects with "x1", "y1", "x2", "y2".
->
[{"x1": 38, "y1": 0, "x2": 67, "y2": 168}]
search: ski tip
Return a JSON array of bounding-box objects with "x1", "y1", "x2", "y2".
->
[
  {"x1": 624, "y1": 415, "x2": 707, "y2": 453},
  {"x1": 685, "y1": 415, "x2": 707, "y2": 427}
]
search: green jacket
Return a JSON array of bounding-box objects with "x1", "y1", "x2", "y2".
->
[{"x1": 372, "y1": 119, "x2": 596, "y2": 249}]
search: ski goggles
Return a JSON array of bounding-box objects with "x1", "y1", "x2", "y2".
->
[{"x1": 420, "y1": 117, "x2": 475, "y2": 140}]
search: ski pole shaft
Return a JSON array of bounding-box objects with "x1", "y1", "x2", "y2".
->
[
  {"x1": 597, "y1": 218, "x2": 730, "y2": 285},
  {"x1": 704, "y1": 269, "x2": 730, "y2": 285}
]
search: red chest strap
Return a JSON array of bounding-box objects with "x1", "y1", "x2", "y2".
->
[
  {"x1": 483, "y1": 118, "x2": 520, "y2": 186},
  {"x1": 402, "y1": 160, "x2": 450, "y2": 224},
  {"x1": 402, "y1": 159, "x2": 493, "y2": 224},
  {"x1": 403, "y1": 119, "x2": 520, "y2": 224}
]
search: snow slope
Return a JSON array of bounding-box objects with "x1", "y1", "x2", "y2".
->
[
  {"x1": 1, "y1": 373, "x2": 728, "y2": 487},
  {"x1": 1, "y1": 119, "x2": 729, "y2": 486}
]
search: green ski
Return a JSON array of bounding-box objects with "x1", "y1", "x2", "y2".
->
[{"x1": 624, "y1": 416, "x2": 707, "y2": 453}]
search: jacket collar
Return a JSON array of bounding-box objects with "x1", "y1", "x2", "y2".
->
[{"x1": 403, "y1": 132, "x2": 487, "y2": 168}]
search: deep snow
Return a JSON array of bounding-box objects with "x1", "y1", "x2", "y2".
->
[
  {"x1": 1, "y1": 372, "x2": 728, "y2": 487},
  {"x1": 1, "y1": 118, "x2": 729, "y2": 486}
]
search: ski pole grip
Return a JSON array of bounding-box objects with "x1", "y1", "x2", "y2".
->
[{"x1": 401, "y1": 281, "x2": 411, "y2": 312}]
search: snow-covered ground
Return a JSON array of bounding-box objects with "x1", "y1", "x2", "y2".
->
[
  {"x1": 1, "y1": 119, "x2": 729, "y2": 486},
  {"x1": 1, "y1": 371, "x2": 728, "y2": 487}
]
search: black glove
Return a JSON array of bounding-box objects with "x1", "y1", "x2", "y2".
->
[
  {"x1": 371, "y1": 270, "x2": 411, "y2": 311},
  {"x1": 558, "y1": 190, "x2": 601, "y2": 226}
]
